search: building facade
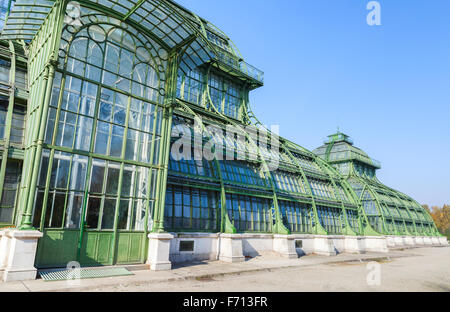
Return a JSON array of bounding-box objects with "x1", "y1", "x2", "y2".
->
[{"x1": 0, "y1": 0, "x2": 446, "y2": 281}]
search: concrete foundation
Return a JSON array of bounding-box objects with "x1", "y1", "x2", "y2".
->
[
  {"x1": 242, "y1": 234, "x2": 274, "y2": 258},
  {"x1": 422, "y1": 236, "x2": 433, "y2": 245},
  {"x1": 394, "y1": 236, "x2": 405, "y2": 247},
  {"x1": 343, "y1": 236, "x2": 366, "y2": 254},
  {"x1": 2, "y1": 230, "x2": 43, "y2": 282},
  {"x1": 273, "y1": 235, "x2": 297, "y2": 258},
  {"x1": 0, "y1": 229, "x2": 10, "y2": 280},
  {"x1": 219, "y1": 234, "x2": 245, "y2": 263},
  {"x1": 169, "y1": 233, "x2": 219, "y2": 263},
  {"x1": 386, "y1": 236, "x2": 396, "y2": 248},
  {"x1": 313, "y1": 235, "x2": 337, "y2": 256},
  {"x1": 147, "y1": 233, "x2": 174, "y2": 271},
  {"x1": 0, "y1": 230, "x2": 446, "y2": 282},
  {"x1": 438, "y1": 237, "x2": 448, "y2": 246},
  {"x1": 431, "y1": 237, "x2": 441, "y2": 246},
  {"x1": 364, "y1": 236, "x2": 389, "y2": 253},
  {"x1": 414, "y1": 236, "x2": 424, "y2": 246},
  {"x1": 404, "y1": 236, "x2": 415, "y2": 247}
]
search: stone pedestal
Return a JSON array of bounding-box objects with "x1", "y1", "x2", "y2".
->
[
  {"x1": 219, "y1": 234, "x2": 245, "y2": 263},
  {"x1": 422, "y1": 236, "x2": 433, "y2": 245},
  {"x1": 431, "y1": 237, "x2": 440, "y2": 246},
  {"x1": 147, "y1": 233, "x2": 174, "y2": 271},
  {"x1": 394, "y1": 236, "x2": 405, "y2": 247},
  {"x1": 313, "y1": 235, "x2": 336, "y2": 256},
  {"x1": 273, "y1": 235, "x2": 297, "y2": 259},
  {"x1": 404, "y1": 236, "x2": 415, "y2": 247},
  {"x1": 0, "y1": 229, "x2": 11, "y2": 280},
  {"x1": 3, "y1": 230, "x2": 43, "y2": 282},
  {"x1": 364, "y1": 236, "x2": 389, "y2": 253},
  {"x1": 344, "y1": 236, "x2": 365, "y2": 254},
  {"x1": 414, "y1": 236, "x2": 424, "y2": 246},
  {"x1": 438, "y1": 237, "x2": 448, "y2": 246},
  {"x1": 386, "y1": 236, "x2": 396, "y2": 248}
]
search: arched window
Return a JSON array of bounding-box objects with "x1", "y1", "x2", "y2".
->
[{"x1": 33, "y1": 9, "x2": 168, "y2": 232}]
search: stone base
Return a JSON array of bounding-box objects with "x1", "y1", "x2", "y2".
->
[
  {"x1": 404, "y1": 236, "x2": 415, "y2": 247},
  {"x1": 414, "y1": 236, "x2": 424, "y2": 246},
  {"x1": 313, "y1": 236, "x2": 336, "y2": 256},
  {"x1": 273, "y1": 235, "x2": 297, "y2": 259},
  {"x1": 438, "y1": 237, "x2": 448, "y2": 246},
  {"x1": 364, "y1": 236, "x2": 389, "y2": 253},
  {"x1": 2, "y1": 230, "x2": 42, "y2": 282},
  {"x1": 431, "y1": 237, "x2": 441, "y2": 246},
  {"x1": 147, "y1": 233, "x2": 174, "y2": 271},
  {"x1": 393, "y1": 236, "x2": 405, "y2": 247},
  {"x1": 386, "y1": 236, "x2": 396, "y2": 248},
  {"x1": 0, "y1": 229, "x2": 10, "y2": 281},
  {"x1": 422, "y1": 236, "x2": 433, "y2": 245},
  {"x1": 344, "y1": 236, "x2": 366, "y2": 254},
  {"x1": 219, "y1": 234, "x2": 245, "y2": 263},
  {"x1": 3, "y1": 268, "x2": 38, "y2": 282}
]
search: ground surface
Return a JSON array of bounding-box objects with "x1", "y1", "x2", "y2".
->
[{"x1": 0, "y1": 247, "x2": 448, "y2": 292}]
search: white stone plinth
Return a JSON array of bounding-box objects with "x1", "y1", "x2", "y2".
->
[
  {"x1": 147, "y1": 233, "x2": 174, "y2": 271},
  {"x1": 219, "y1": 234, "x2": 245, "y2": 263},
  {"x1": 438, "y1": 237, "x2": 448, "y2": 246},
  {"x1": 422, "y1": 236, "x2": 433, "y2": 245},
  {"x1": 3, "y1": 230, "x2": 43, "y2": 282},
  {"x1": 431, "y1": 237, "x2": 440, "y2": 246},
  {"x1": 386, "y1": 236, "x2": 396, "y2": 248},
  {"x1": 404, "y1": 236, "x2": 415, "y2": 247},
  {"x1": 313, "y1": 235, "x2": 336, "y2": 256},
  {"x1": 0, "y1": 229, "x2": 11, "y2": 280},
  {"x1": 344, "y1": 236, "x2": 365, "y2": 254},
  {"x1": 394, "y1": 236, "x2": 405, "y2": 247},
  {"x1": 364, "y1": 236, "x2": 389, "y2": 253},
  {"x1": 414, "y1": 236, "x2": 424, "y2": 246},
  {"x1": 273, "y1": 235, "x2": 297, "y2": 259}
]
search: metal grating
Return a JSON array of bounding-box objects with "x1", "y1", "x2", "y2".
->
[{"x1": 38, "y1": 267, "x2": 134, "y2": 281}]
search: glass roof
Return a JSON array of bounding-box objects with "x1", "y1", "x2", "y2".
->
[
  {"x1": 0, "y1": 0, "x2": 54, "y2": 40},
  {"x1": 0, "y1": 0, "x2": 264, "y2": 84}
]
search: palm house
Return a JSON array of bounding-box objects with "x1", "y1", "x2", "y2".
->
[{"x1": 0, "y1": 0, "x2": 446, "y2": 282}]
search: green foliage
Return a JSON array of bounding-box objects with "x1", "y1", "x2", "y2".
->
[{"x1": 423, "y1": 204, "x2": 450, "y2": 238}]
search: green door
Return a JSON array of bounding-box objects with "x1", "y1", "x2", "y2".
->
[{"x1": 34, "y1": 156, "x2": 152, "y2": 268}]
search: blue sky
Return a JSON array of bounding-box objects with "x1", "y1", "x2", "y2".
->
[{"x1": 177, "y1": 0, "x2": 450, "y2": 207}]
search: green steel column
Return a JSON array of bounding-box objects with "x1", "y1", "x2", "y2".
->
[
  {"x1": 151, "y1": 51, "x2": 177, "y2": 233},
  {"x1": 18, "y1": 0, "x2": 64, "y2": 230},
  {"x1": 19, "y1": 63, "x2": 56, "y2": 230}
]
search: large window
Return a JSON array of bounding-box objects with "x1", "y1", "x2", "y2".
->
[
  {"x1": 219, "y1": 160, "x2": 270, "y2": 188},
  {"x1": 279, "y1": 200, "x2": 311, "y2": 233},
  {"x1": 0, "y1": 159, "x2": 22, "y2": 224},
  {"x1": 272, "y1": 170, "x2": 306, "y2": 194},
  {"x1": 226, "y1": 193, "x2": 273, "y2": 233},
  {"x1": 317, "y1": 205, "x2": 343, "y2": 234},
  {"x1": 177, "y1": 70, "x2": 242, "y2": 119},
  {"x1": 0, "y1": 95, "x2": 7, "y2": 139},
  {"x1": 10, "y1": 102, "x2": 26, "y2": 145},
  {"x1": 164, "y1": 185, "x2": 219, "y2": 231},
  {"x1": 309, "y1": 179, "x2": 336, "y2": 200},
  {"x1": 32, "y1": 12, "x2": 166, "y2": 232}
]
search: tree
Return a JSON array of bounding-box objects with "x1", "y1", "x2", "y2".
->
[{"x1": 423, "y1": 204, "x2": 450, "y2": 238}]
